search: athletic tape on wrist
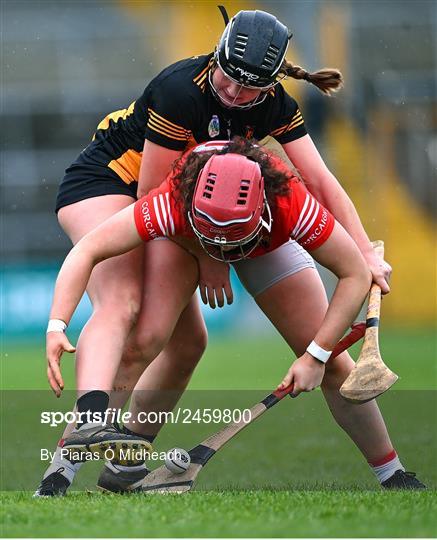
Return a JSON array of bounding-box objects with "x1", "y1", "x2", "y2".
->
[
  {"x1": 306, "y1": 340, "x2": 332, "y2": 363},
  {"x1": 47, "y1": 319, "x2": 67, "y2": 333}
]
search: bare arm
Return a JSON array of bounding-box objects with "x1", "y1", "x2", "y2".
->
[
  {"x1": 308, "y1": 222, "x2": 372, "y2": 351},
  {"x1": 46, "y1": 205, "x2": 142, "y2": 396},
  {"x1": 278, "y1": 222, "x2": 371, "y2": 396},
  {"x1": 137, "y1": 139, "x2": 182, "y2": 197},
  {"x1": 50, "y1": 205, "x2": 142, "y2": 324},
  {"x1": 283, "y1": 135, "x2": 391, "y2": 293}
]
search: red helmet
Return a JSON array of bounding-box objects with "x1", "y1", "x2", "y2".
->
[{"x1": 188, "y1": 153, "x2": 272, "y2": 261}]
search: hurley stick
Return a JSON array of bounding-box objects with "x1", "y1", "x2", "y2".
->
[
  {"x1": 139, "y1": 324, "x2": 366, "y2": 494},
  {"x1": 340, "y1": 240, "x2": 398, "y2": 403}
]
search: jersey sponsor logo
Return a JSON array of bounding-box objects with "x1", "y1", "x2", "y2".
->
[
  {"x1": 235, "y1": 67, "x2": 259, "y2": 81},
  {"x1": 208, "y1": 115, "x2": 220, "y2": 138},
  {"x1": 141, "y1": 200, "x2": 158, "y2": 239},
  {"x1": 301, "y1": 209, "x2": 329, "y2": 246}
]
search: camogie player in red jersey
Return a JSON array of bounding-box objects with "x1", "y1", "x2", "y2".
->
[
  {"x1": 35, "y1": 8, "x2": 420, "y2": 496},
  {"x1": 40, "y1": 138, "x2": 425, "y2": 495}
]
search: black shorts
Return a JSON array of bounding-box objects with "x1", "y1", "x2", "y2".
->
[{"x1": 55, "y1": 152, "x2": 138, "y2": 213}]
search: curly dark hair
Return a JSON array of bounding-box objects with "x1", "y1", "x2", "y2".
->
[{"x1": 170, "y1": 136, "x2": 294, "y2": 217}]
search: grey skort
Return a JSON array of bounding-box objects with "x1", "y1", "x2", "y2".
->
[{"x1": 232, "y1": 240, "x2": 316, "y2": 298}]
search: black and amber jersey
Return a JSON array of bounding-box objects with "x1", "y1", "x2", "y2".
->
[{"x1": 79, "y1": 54, "x2": 307, "y2": 185}]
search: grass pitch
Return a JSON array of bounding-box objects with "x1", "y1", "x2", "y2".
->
[
  {"x1": 0, "y1": 328, "x2": 436, "y2": 537},
  {"x1": 1, "y1": 327, "x2": 436, "y2": 391},
  {"x1": 1, "y1": 490, "x2": 436, "y2": 538}
]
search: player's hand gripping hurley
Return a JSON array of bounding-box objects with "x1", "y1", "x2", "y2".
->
[
  {"x1": 340, "y1": 241, "x2": 398, "y2": 403},
  {"x1": 140, "y1": 323, "x2": 366, "y2": 494}
]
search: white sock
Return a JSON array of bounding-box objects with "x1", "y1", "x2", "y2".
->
[
  {"x1": 43, "y1": 443, "x2": 83, "y2": 484},
  {"x1": 369, "y1": 450, "x2": 405, "y2": 483},
  {"x1": 106, "y1": 461, "x2": 147, "y2": 474}
]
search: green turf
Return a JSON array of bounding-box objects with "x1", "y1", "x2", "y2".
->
[
  {"x1": 1, "y1": 327, "x2": 436, "y2": 390},
  {"x1": 1, "y1": 490, "x2": 436, "y2": 538},
  {"x1": 2, "y1": 387, "x2": 435, "y2": 492},
  {"x1": 0, "y1": 330, "x2": 435, "y2": 537}
]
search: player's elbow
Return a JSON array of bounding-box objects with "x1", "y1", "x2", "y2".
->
[
  {"x1": 69, "y1": 238, "x2": 103, "y2": 268},
  {"x1": 358, "y1": 265, "x2": 372, "y2": 294},
  {"x1": 346, "y1": 261, "x2": 372, "y2": 299}
]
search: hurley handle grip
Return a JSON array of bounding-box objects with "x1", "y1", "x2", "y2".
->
[{"x1": 367, "y1": 240, "x2": 385, "y2": 320}]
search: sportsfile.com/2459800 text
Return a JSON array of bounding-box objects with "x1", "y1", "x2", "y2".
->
[{"x1": 40, "y1": 408, "x2": 252, "y2": 427}]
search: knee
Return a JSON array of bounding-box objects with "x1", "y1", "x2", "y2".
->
[
  {"x1": 124, "y1": 321, "x2": 208, "y2": 376},
  {"x1": 119, "y1": 296, "x2": 142, "y2": 329},
  {"x1": 322, "y1": 352, "x2": 355, "y2": 391},
  {"x1": 169, "y1": 325, "x2": 208, "y2": 376},
  {"x1": 128, "y1": 326, "x2": 170, "y2": 364},
  {"x1": 97, "y1": 291, "x2": 141, "y2": 331},
  {"x1": 118, "y1": 329, "x2": 166, "y2": 377},
  {"x1": 182, "y1": 325, "x2": 208, "y2": 363}
]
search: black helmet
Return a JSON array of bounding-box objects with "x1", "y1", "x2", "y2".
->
[{"x1": 216, "y1": 10, "x2": 291, "y2": 89}]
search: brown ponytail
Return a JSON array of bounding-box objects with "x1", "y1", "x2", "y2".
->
[{"x1": 279, "y1": 59, "x2": 343, "y2": 96}]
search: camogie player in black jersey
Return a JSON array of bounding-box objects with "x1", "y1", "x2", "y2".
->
[{"x1": 36, "y1": 10, "x2": 417, "y2": 496}]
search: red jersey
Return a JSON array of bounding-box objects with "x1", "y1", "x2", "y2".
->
[{"x1": 134, "y1": 147, "x2": 335, "y2": 256}]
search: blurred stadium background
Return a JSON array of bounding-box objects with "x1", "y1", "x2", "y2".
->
[{"x1": 1, "y1": 0, "x2": 436, "y2": 344}]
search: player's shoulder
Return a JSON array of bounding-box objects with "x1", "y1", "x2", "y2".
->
[
  {"x1": 270, "y1": 83, "x2": 300, "y2": 110},
  {"x1": 252, "y1": 84, "x2": 301, "y2": 128},
  {"x1": 151, "y1": 54, "x2": 213, "y2": 94},
  {"x1": 273, "y1": 177, "x2": 302, "y2": 209}
]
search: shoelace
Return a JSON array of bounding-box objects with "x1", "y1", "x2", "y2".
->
[{"x1": 397, "y1": 471, "x2": 424, "y2": 486}]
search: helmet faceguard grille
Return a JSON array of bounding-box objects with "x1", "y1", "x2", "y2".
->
[{"x1": 189, "y1": 153, "x2": 273, "y2": 262}]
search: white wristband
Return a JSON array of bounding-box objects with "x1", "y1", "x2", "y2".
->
[
  {"x1": 306, "y1": 340, "x2": 332, "y2": 364},
  {"x1": 47, "y1": 319, "x2": 67, "y2": 333}
]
